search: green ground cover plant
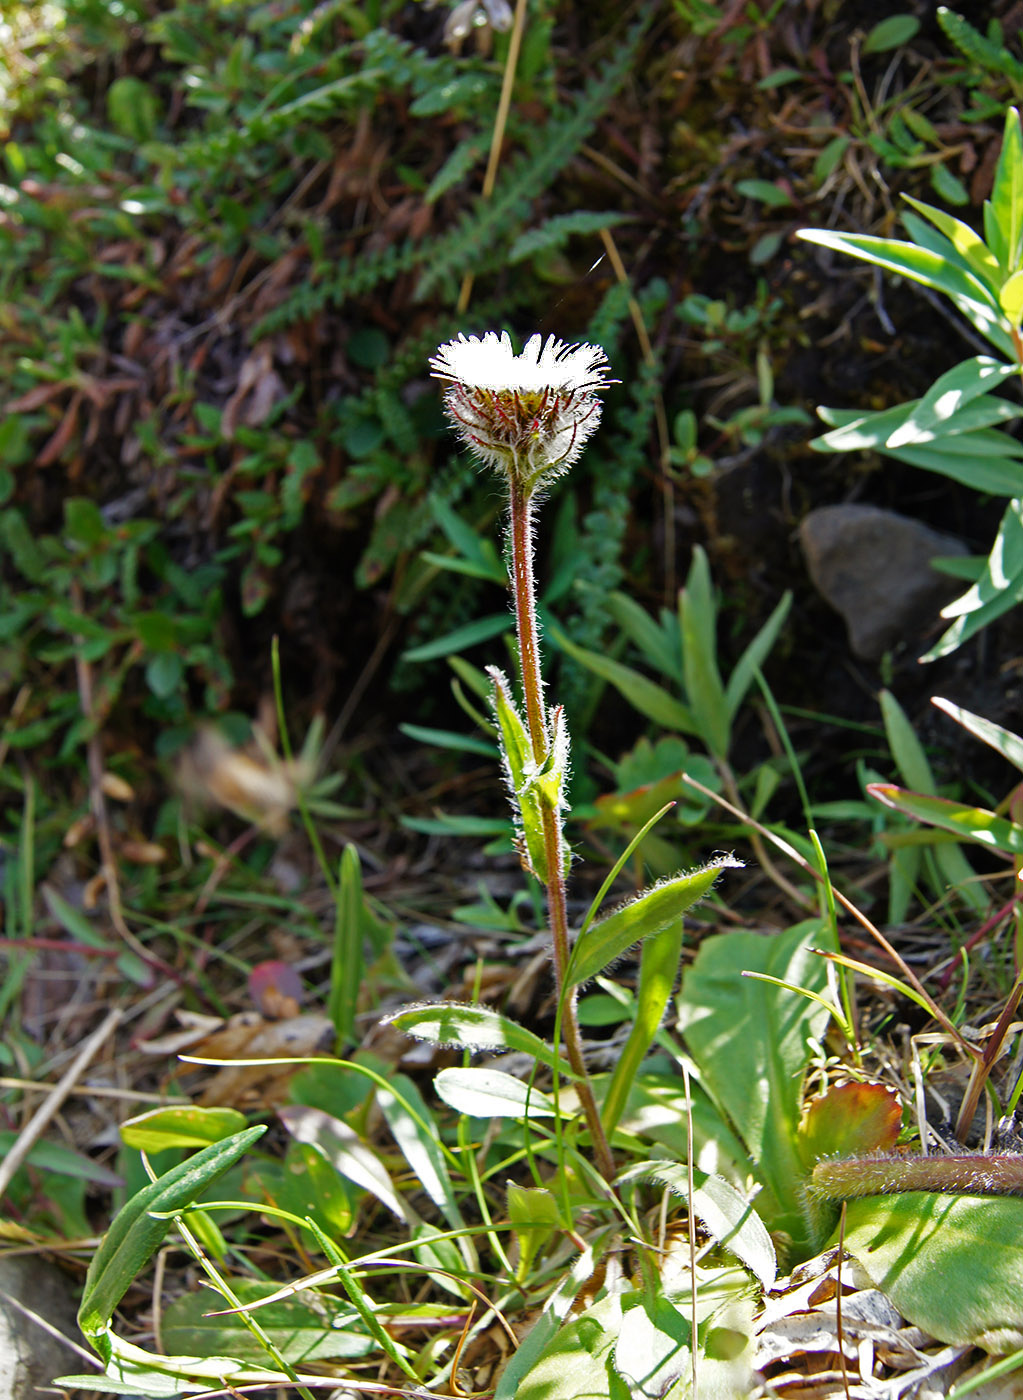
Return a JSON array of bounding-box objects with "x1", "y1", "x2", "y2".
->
[{"x1": 9, "y1": 3, "x2": 1023, "y2": 1397}]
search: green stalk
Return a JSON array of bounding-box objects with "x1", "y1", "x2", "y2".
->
[{"x1": 507, "y1": 481, "x2": 616, "y2": 1183}]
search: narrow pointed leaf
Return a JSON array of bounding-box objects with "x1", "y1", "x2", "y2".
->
[
  {"x1": 384, "y1": 1001, "x2": 576, "y2": 1077},
  {"x1": 885, "y1": 358, "x2": 1021, "y2": 449},
  {"x1": 549, "y1": 622, "x2": 698, "y2": 734},
  {"x1": 991, "y1": 107, "x2": 1023, "y2": 272},
  {"x1": 932, "y1": 696, "x2": 1023, "y2": 773},
  {"x1": 567, "y1": 857, "x2": 741, "y2": 988},
  {"x1": 725, "y1": 591, "x2": 792, "y2": 719},
  {"x1": 867, "y1": 783, "x2": 1023, "y2": 855},
  {"x1": 78, "y1": 1127, "x2": 265, "y2": 1349},
  {"x1": 901, "y1": 194, "x2": 1001, "y2": 288}
]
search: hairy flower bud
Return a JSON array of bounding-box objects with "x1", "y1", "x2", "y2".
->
[{"x1": 430, "y1": 331, "x2": 613, "y2": 490}]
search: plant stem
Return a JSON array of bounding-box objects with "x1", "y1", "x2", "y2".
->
[{"x1": 507, "y1": 482, "x2": 617, "y2": 1183}]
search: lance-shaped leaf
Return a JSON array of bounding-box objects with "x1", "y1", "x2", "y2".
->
[
  {"x1": 901, "y1": 194, "x2": 1001, "y2": 290},
  {"x1": 548, "y1": 622, "x2": 698, "y2": 734},
  {"x1": 932, "y1": 695, "x2": 1023, "y2": 773},
  {"x1": 797, "y1": 227, "x2": 1011, "y2": 354},
  {"x1": 488, "y1": 666, "x2": 551, "y2": 881},
  {"x1": 434, "y1": 1067, "x2": 556, "y2": 1119},
  {"x1": 383, "y1": 1001, "x2": 576, "y2": 1078},
  {"x1": 533, "y1": 703, "x2": 570, "y2": 814},
  {"x1": 567, "y1": 856, "x2": 741, "y2": 988},
  {"x1": 989, "y1": 106, "x2": 1023, "y2": 273},
  {"x1": 885, "y1": 356, "x2": 1022, "y2": 449},
  {"x1": 867, "y1": 783, "x2": 1023, "y2": 856},
  {"x1": 78, "y1": 1127, "x2": 266, "y2": 1356}
]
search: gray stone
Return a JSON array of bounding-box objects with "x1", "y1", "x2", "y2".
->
[
  {"x1": 799, "y1": 504, "x2": 968, "y2": 660},
  {"x1": 0, "y1": 1255, "x2": 86, "y2": 1398}
]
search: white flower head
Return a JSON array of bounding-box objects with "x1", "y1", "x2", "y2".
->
[{"x1": 430, "y1": 331, "x2": 614, "y2": 490}]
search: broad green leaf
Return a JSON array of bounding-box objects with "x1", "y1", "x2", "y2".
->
[
  {"x1": 514, "y1": 1292, "x2": 622, "y2": 1400},
  {"x1": 78, "y1": 1127, "x2": 265, "y2": 1352},
  {"x1": 161, "y1": 1279, "x2": 374, "y2": 1364},
  {"x1": 119, "y1": 1107, "x2": 249, "y2": 1153},
  {"x1": 614, "y1": 1291, "x2": 691, "y2": 1397},
  {"x1": 567, "y1": 858, "x2": 741, "y2": 989},
  {"x1": 925, "y1": 499, "x2": 1023, "y2": 662},
  {"x1": 902, "y1": 195, "x2": 1001, "y2": 289},
  {"x1": 384, "y1": 1002, "x2": 575, "y2": 1077},
  {"x1": 508, "y1": 1183, "x2": 560, "y2": 1280},
  {"x1": 278, "y1": 1105, "x2": 409, "y2": 1221},
  {"x1": 725, "y1": 591, "x2": 792, "y2": 720},
  {"x1": 843, "y1": 1193, "x2": 1023, "y2": 1349},
  {"x1": 867, "y1": 784, "x2": 1023, "y2": 856},
  {"x1": 627, "y1": 1161, "x2": 777, "y2": 1290},
  {"x1": 885, "y1": 357, "x2": 1021, "y2": 449},
  {"x1": 932, "y1": 696, "x2": 1023, "y2": 773},
  {"x1": 271, "y1": 1140, "x2": 352, "y2": 1236},
  {"x1": 990, "y1": 107, "x2": 1023, "y2": 272},
  {"x1": 676, "y1": 919, "x2": 837, "y2": 1255},
  {"x1": 815, "y1": 396, "x2": 1023, "y2": 452},
  {"x1": 549, "y1": 622, "x2": 698, "y2": 735},
  {"x1": 889, "y1": 442, "x2": 1023, "y2": 497},
  {"x1": 940, "y1": 498, "x2": 1023, "y2": 618},
  {"x1": 434, "y1": 1067, "x2": 556, "y2": 1119}
]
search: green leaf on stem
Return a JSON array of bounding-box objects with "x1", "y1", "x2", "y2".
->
[
  {"x1": 119, "y1": 1107, "x2": 249, "y2": 1153},
  {"x1": 567, "y1": 857, "x2": 741, "y2": 989},
  {"x1": 901, "y1": 195, "x2": 1001, "y2": 289},
  {"x1": 676, "y1": 919, "x2": 837, "y2": 1255},
  {"x1": 989, "y1": 107, "x2": 1023, "y2": 274},
  {"x1": 384, "y1": 1001, "x2": 576, "y2": 1077},
  {"x1": 885, "y1": 357, "x2": 1022, "y2": 449}
]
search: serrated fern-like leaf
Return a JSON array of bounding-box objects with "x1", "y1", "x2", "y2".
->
[
  {"x1": 415, "y1": 16, "x2": 649, "y2": 300},
  {"x1": 508, "y1": 211, "x2": 631, "y2": 263},
  {"x1": 938, "y1": 8, "x2": 1023, "y2": 84}
]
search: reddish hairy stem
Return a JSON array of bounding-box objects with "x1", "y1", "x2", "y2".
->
[{"x1": 507, "y1": 481, "x2": 616, "y2": 1183}]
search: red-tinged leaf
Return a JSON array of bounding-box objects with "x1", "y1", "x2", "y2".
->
[
  {"x1": 37, "y1": 391, "x2": 83, "y2": 466},
  {"x1": 797, "y1": 1081, "x2": 902, "y2": 1170},
  {"x1": 5, "y1": 380, "x2": 73, "y2": 413},
  {"x1": 249, "y1": 960, "x2": 303, "y2": 1017},
  {"x1": 867, "y1": 783, "x2": 1023, "y2": 855}
]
